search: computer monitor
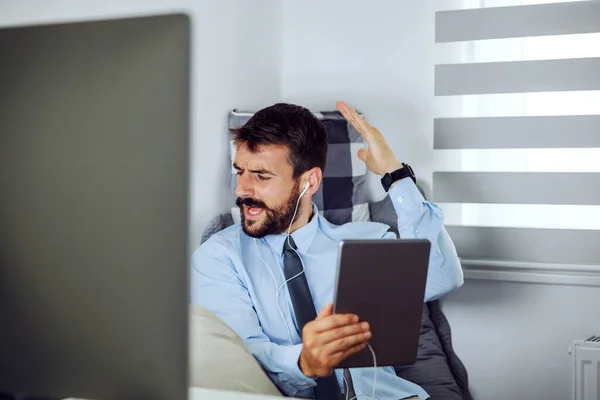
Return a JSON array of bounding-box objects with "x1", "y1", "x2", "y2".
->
[{"x1": 0, "y1": 14, "x2": 191, "y2": 400}]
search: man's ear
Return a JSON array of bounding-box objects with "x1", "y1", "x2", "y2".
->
[{"x1": 304, "y1": 167, "x2": 323, "y2": 196}]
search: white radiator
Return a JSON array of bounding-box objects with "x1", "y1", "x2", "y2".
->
[{"x1": 571, "y1": 335, "x2": 600, "y2": 400}]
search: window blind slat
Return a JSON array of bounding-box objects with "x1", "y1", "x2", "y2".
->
[
  {"x1": 447, "y1": 226, "x2": 600, "y2": 265},
  {"x1": 435, "y1": 1, "x2": 600, "y2": 43},
  {"x1": 435, "y1": 57, "x2": 600, "y2": 96},
  {"x1": 434, "y1": 115, "x2": 600, "y2": 149}
]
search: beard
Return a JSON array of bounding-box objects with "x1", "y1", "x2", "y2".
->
[{"x1": 236, "y1": 180, "x2": 302, "y2": 239}]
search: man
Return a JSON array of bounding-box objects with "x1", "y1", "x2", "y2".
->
[{"x1": 191, "y1": 101, "x2": 464, "y2": 399}]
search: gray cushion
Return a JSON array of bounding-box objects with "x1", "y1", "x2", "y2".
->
[
  {"x1": 368, "y1": 195, "x2": 399, "y2": 237},
  {"x1": 394, "y1": 305, "x2": 462, "y2": 400},
  {"x1": 200, "y1": 213, "x2": 233, "y2": 245},
  {"x1": 188, "y1": 306, "x2": 284, "y2": 396},
  {"x1": 429, "y1": 301, "x2": 473, "y2": 400}
]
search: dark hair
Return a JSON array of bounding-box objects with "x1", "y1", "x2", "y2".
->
[{"x1": 232, "y1": 103, "x2": 328, "y2": 178}]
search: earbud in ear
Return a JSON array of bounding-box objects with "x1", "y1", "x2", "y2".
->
[{"x1": 299, "y1": 181, "x2": 310, "y2": 198}]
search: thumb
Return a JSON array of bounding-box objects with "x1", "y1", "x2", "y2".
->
[
  {"x1": 317, "y1": 302, "x2": 333, "y2": 320},
  {"x1": 357, "y1": 148, "x2": 368, "y2": 163}
]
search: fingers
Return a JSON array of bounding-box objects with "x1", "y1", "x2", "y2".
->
[
  {"x1": 336, "y1": 101, "x2": 363, "y2": 131},
  {"x1": 336, "y1": 101, "x2": 371, "y2": 137},
  {"x1": 325, "y1": 330, "x2": 371, "y2": 355},
  {"x1": 318, "y1": 321, "x2": 370, "y2": 345},
  {"x1": 335, "y1": 101, "x2": 356, "y2": 126},
  {"x1": 303, "y1": 329, "x2": 370, "y2": 373},
  {"x1": 312, "y1": 313, "x2": 359, "y2": 333},
  {"x1": 337, "y1": 341, "x2": 368, "y2": 361},
  {"x1": 316, "y1": 302, "x2": 334, "y2": 320},
  {"x1": 357, "y1": 147, "x2": 368, "y2": 163}
]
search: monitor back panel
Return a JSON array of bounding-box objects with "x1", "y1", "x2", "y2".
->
[{"x1": 0, "y1": 14, "x2": 191, "y2": 400}]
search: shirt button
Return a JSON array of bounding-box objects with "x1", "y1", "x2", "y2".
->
[{"x1": 397, "y1": 196, "x2": 404, "y2": 203}]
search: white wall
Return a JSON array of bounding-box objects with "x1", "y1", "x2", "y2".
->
[
  {"x1": 281, "y1": 1, "x2": 600, "y2": 399},
  {"x1": 444, "y1": 280, "x2": 600, "y2": 400},
  {"x1": 0, "y1": 0, "x2": 283, "y2": 253},
  {"x1": 282, "y1": 0, "x2": 438, "y2": 201}
]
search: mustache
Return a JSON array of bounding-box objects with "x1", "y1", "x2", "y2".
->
[{"x1": 236, "y1": 197, "x2": 268, "y2": 209}]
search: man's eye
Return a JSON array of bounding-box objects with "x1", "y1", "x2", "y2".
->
[
  {"x1": 235, "y1": 171, "x2": 243, "y2": 176},
  {"x1": 257, "y1": 175, "x2": 270, "y2": 181}
]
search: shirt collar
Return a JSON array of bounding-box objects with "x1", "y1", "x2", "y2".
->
[{"x1": 262, "y1": 203, "x2": 320, "y2": 256}]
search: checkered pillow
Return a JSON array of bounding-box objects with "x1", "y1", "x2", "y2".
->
[{"x1": 228, "y1": 109, "x2": 371, "y2": 226}]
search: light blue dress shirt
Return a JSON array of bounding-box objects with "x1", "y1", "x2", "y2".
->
[{"x1": 191, "y1": 178, "x2": 464, "y2": 399}]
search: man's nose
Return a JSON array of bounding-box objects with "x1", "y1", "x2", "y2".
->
[{"x1": 235, "y1": 173, "x2": 254, "y2": 199}]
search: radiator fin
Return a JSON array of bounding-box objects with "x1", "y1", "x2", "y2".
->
[{"x1": 584, "y1": 335, "x2": 600, "y2": 343}]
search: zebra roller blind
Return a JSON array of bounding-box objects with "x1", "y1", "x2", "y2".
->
[{"x1": 433, "y1": 0, "x2": 600, "y2": 282}]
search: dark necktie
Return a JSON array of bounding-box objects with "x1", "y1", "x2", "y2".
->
[{"x1": 283, "y1": 236, "x2": 343, "y2": 400}]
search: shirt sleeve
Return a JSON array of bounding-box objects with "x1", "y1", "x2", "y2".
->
[
  {"x1": 190, "y1": 241, "x2": 317, "y2": 396},
  {"x1": 383, "y1": 178, "x2": 464, "y2": 301}
]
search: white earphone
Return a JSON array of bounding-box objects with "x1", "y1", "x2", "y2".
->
[
  {"x1": 300, "y1": 181, "x2": 310, "y2": 198},
  {"x1": 254, "y1": 180, "x2": 311, "y2": 345}
]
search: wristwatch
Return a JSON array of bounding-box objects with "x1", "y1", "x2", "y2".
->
[{"x1": 380, "y1": 163, "x2": 416, "y2": 192}]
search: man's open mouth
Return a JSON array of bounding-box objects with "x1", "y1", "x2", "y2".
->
[
  {"x1": 244, "y1": 205, "x2": 265, "y2": 219},
  {"x1": 248, "y1": 207, "x2": 263, "y2": 216}
]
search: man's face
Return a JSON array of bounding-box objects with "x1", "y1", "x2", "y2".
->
[{"x1": 234, "y1": 144, "x2": 302, "y2": 238}]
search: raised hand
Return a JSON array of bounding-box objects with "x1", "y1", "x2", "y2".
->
[{"x1": 336, "y1": 101, "x2": 403, "y2": 176}]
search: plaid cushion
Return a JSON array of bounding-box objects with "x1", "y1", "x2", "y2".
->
[{"x1": 228, "y1": 109, "x2": 371, "y2": 226}]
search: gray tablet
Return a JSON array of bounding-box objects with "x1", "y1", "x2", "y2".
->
[{"x1": 332, "y1": 239, "x2": 431, "y2": 369}]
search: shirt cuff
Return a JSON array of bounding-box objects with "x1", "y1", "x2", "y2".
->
[
  {"x1": 279, "y1": 344, "x2": 317, "y2": 389},
  {"x1": 387, "y1": 178, "x2": 426, "y2": 223}
]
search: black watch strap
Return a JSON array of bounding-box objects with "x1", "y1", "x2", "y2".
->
[{"x1": 381, "y1": 163, "x2": 416, "y2": 192}]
